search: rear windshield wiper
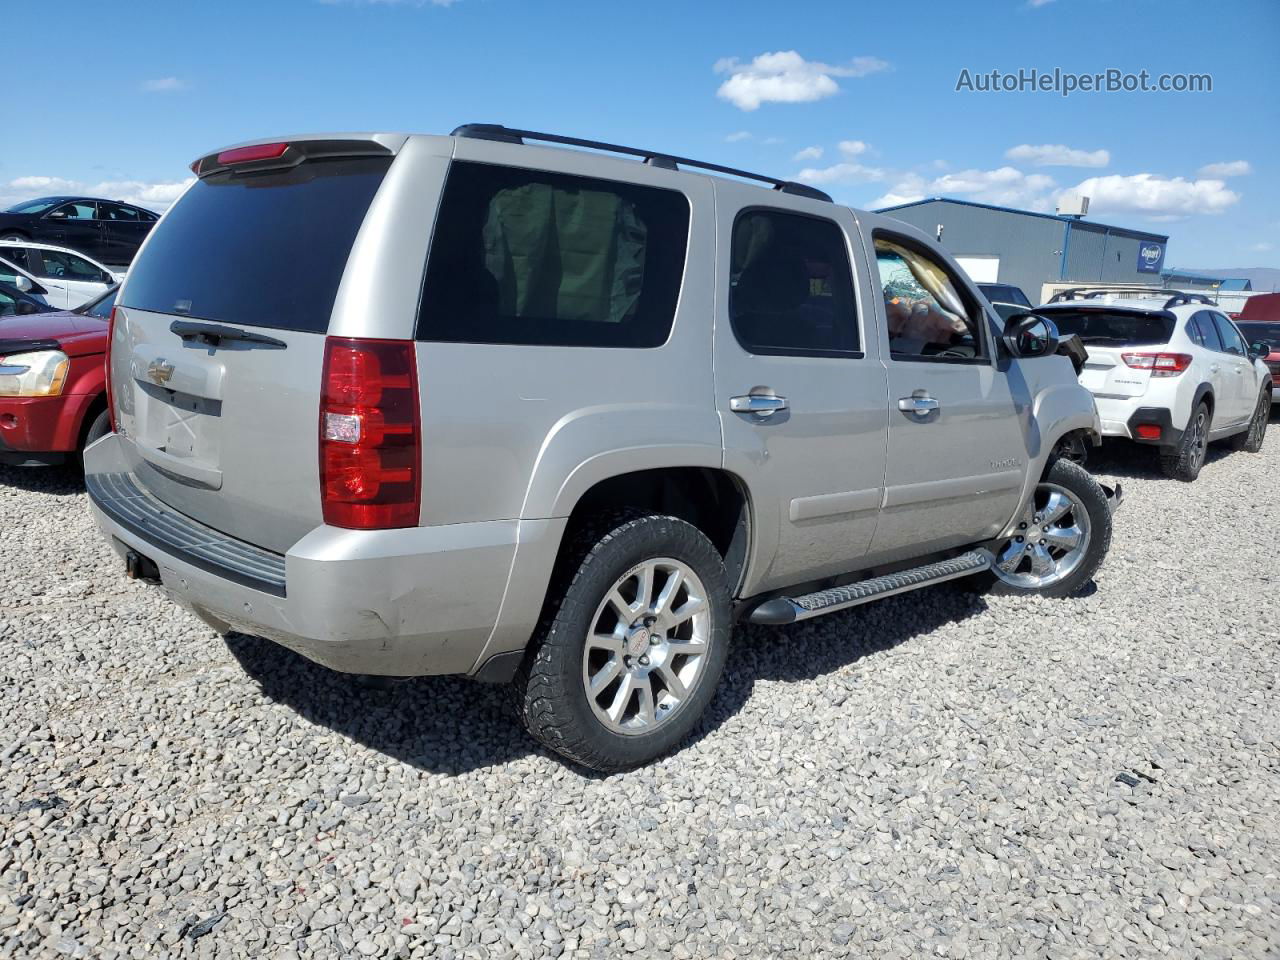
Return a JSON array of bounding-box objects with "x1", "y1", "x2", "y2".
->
[{"x1": 169, "y1": 319, "x2": 287, "y2": 349}]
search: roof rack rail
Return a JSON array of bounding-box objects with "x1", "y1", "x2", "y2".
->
[
  {"x1": 1048, "y1": 286, "x2": 1191, "y2": 304},
  {"x1": 1162, "y1": 293, "x2": 1214, "y2": 309},
  {"x1": 450, "y1": 123, "x2": 833, "y2": 203}
]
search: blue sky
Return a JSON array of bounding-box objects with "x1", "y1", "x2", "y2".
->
[{"x1": 6, "y1": 0, "x2": 1276, "y2": 268}]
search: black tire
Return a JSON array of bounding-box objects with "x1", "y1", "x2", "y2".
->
[
  {"x1": 1160, "y1": 401, "x2": 1209, "y2": 481},
  {"x1": 1228, "y1": 390, "x2": 1270, "y2": 453},
  {"x1": 0, "y1": 231, "x2": 27, "y2": 243},
  {"x1": 83, "y1": 408, "x2": 111, "y2": 448},
  {"x1": 981, "y1": 458, "x2": 1112, "y2": 599},
  {"x1": 512, "y1": 513, "x2": 731, "y2": 772}
]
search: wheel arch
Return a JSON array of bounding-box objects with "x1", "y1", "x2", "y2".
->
[{"x1": 471, "y1": 465, "x2": 754, "y2": 682}]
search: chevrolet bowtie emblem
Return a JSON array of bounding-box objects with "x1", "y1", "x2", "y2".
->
[{"x1": 147, "y1": 358, "x2": 175, "y2": 386}]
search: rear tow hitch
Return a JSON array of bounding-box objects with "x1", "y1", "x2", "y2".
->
[{"x1": 125, "y1": 550, "x2": 162, "y2": 584}]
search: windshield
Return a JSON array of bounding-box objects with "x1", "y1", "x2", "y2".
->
[
  {"x1": 1238, "y1": 322, "x2": 1280, "y2": 346},
  {"x1": 76, "y1": 286, "x2": 118, "y2": 319},
  {"x1": 5, "y1": 198, "x2": 61, "y2": 215},
  {"x1": 1046, "y1": 310, "x2": 1175, "y2": 346}
]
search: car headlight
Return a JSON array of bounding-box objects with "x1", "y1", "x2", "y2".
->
[{"x1": 0, "y1": 350, "x2": 70, "y2": 397}]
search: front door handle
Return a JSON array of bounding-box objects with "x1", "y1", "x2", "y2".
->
[
  {"x1": 898, "y1": 394, "x2": 941, "y2": 418},
  {"x1": 730, "y1": 394, "x2": 788, "y2": 418}
]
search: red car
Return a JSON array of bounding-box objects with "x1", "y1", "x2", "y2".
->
[{"x1": 0, "y1": 286, "x2": 115, "y2": 465}]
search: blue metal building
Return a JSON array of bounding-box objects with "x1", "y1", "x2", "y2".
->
[{"x1": 876, "y1": 197, "x2": 1170, "y2": 302}]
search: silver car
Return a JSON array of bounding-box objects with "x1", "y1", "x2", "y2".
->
[{"x1": 86, "y1": 125, "x2": 1118, "y2": 771}]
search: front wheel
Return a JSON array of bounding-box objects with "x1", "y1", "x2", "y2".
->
[
  {"x1": 981, "y1": 458, "x2": 1112, "y2": 599},
  {"x1": 513, "y1": 513, "x2": 731, "y2": 772}
]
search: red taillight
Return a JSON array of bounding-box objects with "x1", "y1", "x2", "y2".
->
[
  {"x1": 1122, "y1": 352, "x2": 1192, "y2": 377},
  {"x1": 319, "y1": 338, "x2": 420, "y2": 530},
  {"x1": 105, "y1": 306, "x2": 118, "y2": 432},
  {"x1": 1135, "y1": 424, "x2": 1162, "y2": 440},
  {"x1": 216, "y1": 142, "x2": 289, "y2": 165}
]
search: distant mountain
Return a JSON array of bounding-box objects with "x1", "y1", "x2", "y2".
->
[{"x1": 1177, "y1": 267, "x2": 1280, "y2": 292}]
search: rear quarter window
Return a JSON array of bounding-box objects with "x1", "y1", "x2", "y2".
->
[
  {"x1": 120, "y1": 156, "x2": 391, "y2": 332},
  {"x1": 417, "y1": 162, "x2": 690, "y2": 348}
]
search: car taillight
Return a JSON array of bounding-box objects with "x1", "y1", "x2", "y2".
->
[
  {"x1": 106, "y1": 306, "x2": 118, "y2": 432},
  {"x1": 319, "y1": 338, "x2": 420, "y2": 530},
  {"x1": 1121, "y1": 352, "x2": 1192, "y2": 377}
]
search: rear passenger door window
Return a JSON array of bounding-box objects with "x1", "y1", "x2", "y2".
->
[
  {"x1": 1187, "y1": 312, "x2": 1223, "y2": 351},
  {"x1": 873, "y1": 236, "x2": 986, "y2": 361},
  {"x1": 1211, "y1": 313, "x2": 1247, "y2": 356},
  {"x1": 728, "y1": 209, "x2": 859, "y2": 356},
  {"x1": 418, "y1": 162, "x2": 690, "y2": 348}
]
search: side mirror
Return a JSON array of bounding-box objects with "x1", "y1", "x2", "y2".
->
[
  {"x1": 1002, "y1": 312, "x2": 1060, "y2": 359},
  {"x1": 13, "y1": 275, "x2": 32, "y2": 293},
  {"x1": 1248, "y1": 341, "x2": 1271, "y2": 361},
  {"x1": 46, "y1": 209, "x2": 67, "y2": 219},
  {"x1": 15, "y1": 301, "x2": 40, "y2": 316}
]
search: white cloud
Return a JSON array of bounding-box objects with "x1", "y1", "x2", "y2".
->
[
  {"x1": 1251, "y1": 242, "x2": 1274, "y2": 253},
  {"x1": 0, "y1": 176, "x2": 194, "y2": 213},
  {"x1": 1068, "y1": 173, "x2": 1240, "y2": 217},
  {"x1": 714, "y1": 50, "x2": 889, "y2": 111},
  {"x1": 1197, "y1": 160, "x2": 1252, "y2": 177},
  {"x1": 794, "y1": 162, "x2": 886, "y2": 185},
  {"x1": 871, "y1": 167, "x2": 1056, "y2": 210},
  {"x1": 1005, "y1": 143, "x2": 1109, "y2": 168},
  {"x1": 142, "y1": 76, "x2": 185, "y2": 93},
  {"x1": 793, "y1": 146, "x2": 823, "y2": 162},
  {"x1": 725, "y1": 131, "x2": 753, "y2": 143},
  {"x1": 838, "y1": 140, "x2": 869, "y2": 157},
  {"x1": 725, "y1": 131, "x2": 783, "y2": 145}
]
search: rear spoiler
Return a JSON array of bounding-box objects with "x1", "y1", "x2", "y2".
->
[{"x1": 191, "y1": 138, "x2": 395, "y2": 179}]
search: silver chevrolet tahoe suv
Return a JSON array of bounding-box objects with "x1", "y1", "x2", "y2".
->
[{"x1": 87, "y1": 125, "x2": 1119, "y2": 771}]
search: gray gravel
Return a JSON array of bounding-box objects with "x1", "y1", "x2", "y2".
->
[{"x1": 2, "y1": 426, "x2": 1279, "y2": 959}]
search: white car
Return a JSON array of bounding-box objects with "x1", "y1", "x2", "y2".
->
[
  {"x1": 0, "y1": 239, "x2": 121, "y2": 309},
  {"x1": 1038, "y1": 289, "x2": 1273, "y2": 481}
]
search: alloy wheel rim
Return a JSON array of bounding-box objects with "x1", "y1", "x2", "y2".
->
[
  {"x1": 991, "y1": 483, "x2": 1092, "y2": 590},
  {"x1": 581, "y1": 558, "x2": 711, "y2": 736},
  {"x1": 1251, "y1": 398, "x2": 1267, "y2": 444},
  {"x1": 1190, "y1": 410, "x2": 1207, "y2": 469}
]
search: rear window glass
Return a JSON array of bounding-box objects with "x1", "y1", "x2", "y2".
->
[
  {"x1": 418, "y1": 162, "x2": 690, "y2": 348},
  {"x1": 121, "y1": 156, "x2": 391, "y2": 332},
  {"x1": 1047, "y1": 310, "x2": 1174, "y2": 346}
]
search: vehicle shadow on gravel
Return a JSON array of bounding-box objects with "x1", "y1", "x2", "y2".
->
[
  {"x1": 224, "y1": 632, "x2": 537, "y2": 774},
  {"x1": 225, "y1": 583, "x2": 992, "y2": 776},
  {"x1": 0, "y1": 463, "x2": 86, "y2": 495},
  {"x1": 1086, "y1": 439, "x2": 1236, "y2": 480},
  {"x1": 699, "y1": 585, "x2": 991, "y2": 733}
]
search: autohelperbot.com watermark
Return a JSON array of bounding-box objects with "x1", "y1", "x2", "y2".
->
[{"x1": 955, "y1": 67, "x2": 1212, "y2": 97}]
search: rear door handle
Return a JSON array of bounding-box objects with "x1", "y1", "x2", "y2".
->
[
  {"x1": 898, "y1": 394, "x2": 941, "y2": 418},
  {"x1": 730, "y1": 394, "x2": 788, "y2": 418}
]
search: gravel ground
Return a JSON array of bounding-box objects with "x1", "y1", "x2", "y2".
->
[{"x1": 2, "y1": 423, "x2": 1278, "y2": 960}]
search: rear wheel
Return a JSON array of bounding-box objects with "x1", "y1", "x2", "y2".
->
[
  {"x1": 1160, "y1": 401, "x2": 1209, "y2": 481},
  {"x1": 513, "y1": 513, "x2": 730, "y2": 772},
  {"x1": 1228, "y1": 390, "x2": 1270, "y2": 453},
  {"x1": 982, "y1": 458, "x2": 1111, "y2": 599}
]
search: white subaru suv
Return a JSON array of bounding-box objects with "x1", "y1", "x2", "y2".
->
[{"x1": 1039, "y1": 289, "x2": 1273, "y2": 481}]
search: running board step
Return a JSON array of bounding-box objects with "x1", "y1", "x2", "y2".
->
[{"x1": 747, "y1": 549, "x2": 992, "y2": 626}]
